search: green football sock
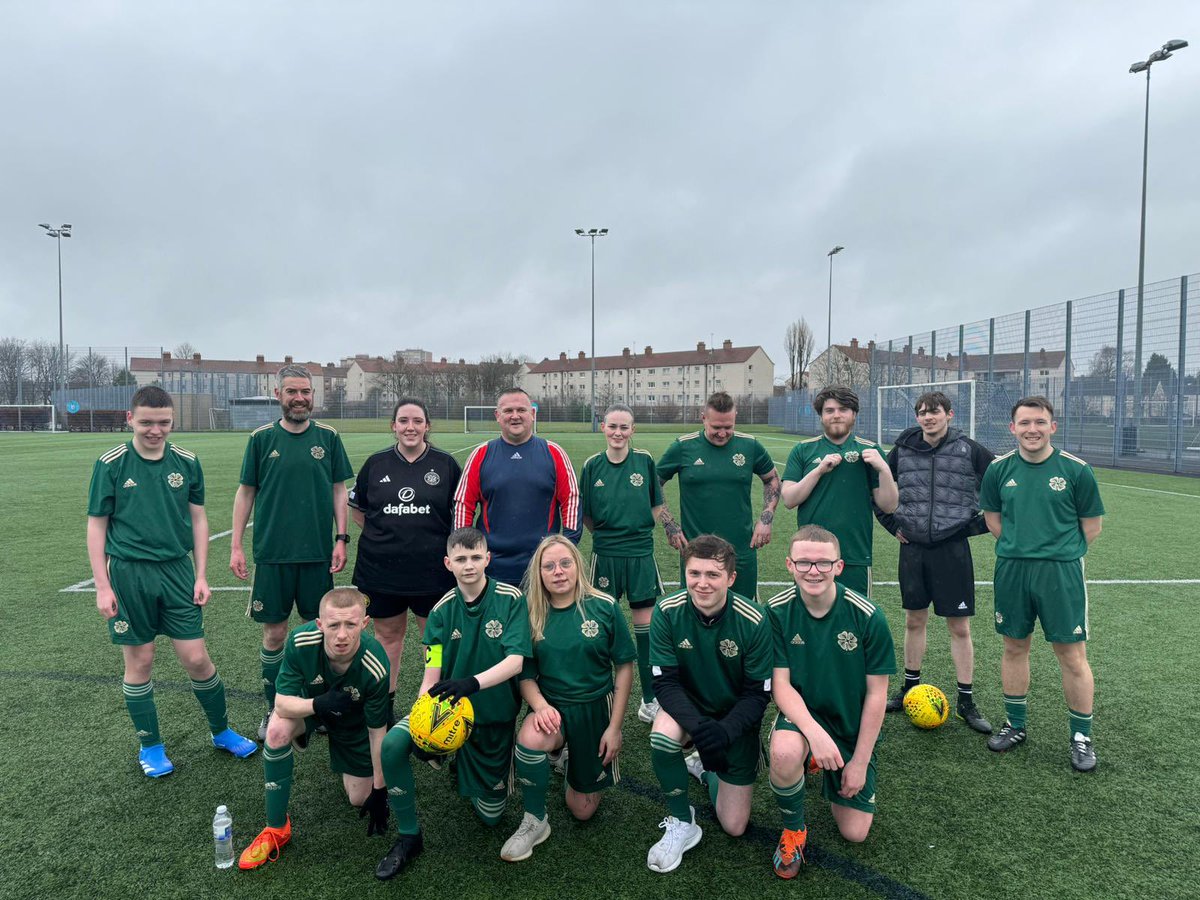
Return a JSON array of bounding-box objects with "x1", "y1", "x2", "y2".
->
[
  {"x1": 1004, "y1": 693, "x2": 1028, "y2": 730},
  {"x1": 262, "y1": 742, "x2": 295, "y2": 829},
  {"x1": 471, "y1": 796, "x2": 506, "y2": 826},
  {"x1": 190, "y1": 672, "x2": 229, "y2": 734},
  {"x1": 771, "y1": 775, "x2": 806, "y2": 831},
  {"x1": 650, "y1": 732, "x2": 692, "y2": 820},
  {"x1": 633, "y1": 623, "x2": 654, "y2": 704},
  {"x1": 261, "y1": 646, "x2": 284, "y2": 709},
  {"x1": 1068, "y1": 708, "x2": 1093, "y2": 740},
  {"x1": 701, "y1": 770, "x2": 720, "y2": 808},
  {"x1": 381, "y1": 725, "x2": 420, "y2": 834},
  {"x1": 515, "y1": 742, "x2": 550, "y2": 819},
  {"x1": 123, "y1": 680, "x2": 160, "y2": 748}
]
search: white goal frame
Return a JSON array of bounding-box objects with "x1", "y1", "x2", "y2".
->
[
  {"x1": 209, "y1": 408, "x2": 230, "y2": 431},
  {"x1": 463, "y1": 406, "x2": 537, "y2": 434},
  {"x1": 876, "y1": 379, "x2": 975, "y2": 443},
  {"x1": 0, "y1": 403, "x2": 57, "y2": 432}
]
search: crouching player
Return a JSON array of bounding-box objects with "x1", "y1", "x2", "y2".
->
[
  {"x1": 376, "y1": 527, "x2": 531, "y2": 880},
  {"x1": 503, "y1": 535, "x2": 636, "y2": 862},
  {"x1": 239, "y1": 587, "x2": 391, "y2": 869},
  {"x1": 646, "y1": 535, "x2": 773, "y2": 874},
  {"x1": 86, "y1": 385, "x2": 256, "y2": 778},
  {"x1": 765, "y1": 526, "x2": 895, "y2": 878}
]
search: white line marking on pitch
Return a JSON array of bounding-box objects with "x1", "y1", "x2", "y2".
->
[
  {"x1": 1096, "y1": 481, "x2": 1198, "y2": 499},
  {"x1": 61, "y1": 523, "x2": 251, "y2": 593}
]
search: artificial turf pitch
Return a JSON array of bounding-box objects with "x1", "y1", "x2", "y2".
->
[{"x1": 1, "y1": 425, "x2": 1197, "y2": 900}]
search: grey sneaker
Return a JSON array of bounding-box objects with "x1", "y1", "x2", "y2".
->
[
  {"x1": 1070, "y1": 734, "x2": 1097, "y2": 772},
  {"x1": 683, "y1": 749, "x2": 705, "y2": 783},
  {"x1": 987, "y1": 723, "x2": 1027, "y2": 752},
  {"x1": 638, "y1": 699, "x2": 661, "y2": 724},
  {"x1": 550, "y1": 746, "x2": 568, "y2": 776},
  {"x1": 257, "y1": 711, "x2": 271, "y2": 742},
  {"x1": 647, "y1": 806, "x2": 703, "y2": 873},
  {"x1": 500, "y1": 812, "x2": 551, "y2": 862}
]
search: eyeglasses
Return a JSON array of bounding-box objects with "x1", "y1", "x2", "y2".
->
[
  {"x1": 789, "y1": 559, "x2": 838, "y2": 573},
  {"x1": 541, "y1": 558, "x2": 575, "y2": 573}
]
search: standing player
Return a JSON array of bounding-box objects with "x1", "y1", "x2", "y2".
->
[
  {"x1": 454, "y1": 388, "x2": 581, "y2": 586},
  {"x1": 875, "y1": 391, "x2": 994, "y2": 733},
  {"x1": 656, "y1": 391, "x2": 780, "y2": 600},
  {"x1": 238, "y1": 588, "x2": 391, "y2": 869},
  {"x1": 502, "y1": 536, "x2": 636, "y2": 862},
  {"x1": 376, "y1": 528, "x2": 531, "y2": 880},
  {"x1": 765, "y1": 526, "x2": 895, "y2": 878},
  {"x1": 980, "y1": 397, "x2": 1104, "y2": 771},
  {"x1": 86, "y1": 386, "x2": 256, "y2": 777},
  {"x1": 580, "y1": 403, "x2": 670, "y2": 723},
  {"x1": 646, "y1": 535, "x2": 773, "y2": 874},
  {"x1": 229, "y1": 364, "x2": 355, "y2": 740},
  {"x1": 781, "y1": 386, "x2": 898, "y2": 597},
  {"x1": 350, "y1": 397, "x2": 462, "y2": 725}
]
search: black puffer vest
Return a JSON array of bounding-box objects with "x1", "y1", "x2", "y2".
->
[{"x1": 891, "y1": 426, "x2": 980, "y2": 544}]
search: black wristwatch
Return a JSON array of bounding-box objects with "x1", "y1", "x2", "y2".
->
[{"x1": 335, "y1": 533, "x2": 351, "y2": 544}]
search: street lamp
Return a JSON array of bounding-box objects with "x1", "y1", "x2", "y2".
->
[
  {"x1": 826, "y1": 245, "x2": 844, "y2": 385},
  {"x1": 575, "y1": 227, "x2": 608, "y2": 431},
  {"x1": 1129, "y1": 38, "x2": 1187, "y2": 435},
  {"x1": 38, "y1": 222, "x2": 72, "y2": 424}
]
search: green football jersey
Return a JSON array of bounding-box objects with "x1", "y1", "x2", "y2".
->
[
  {"x1": 766, "y1": 583, "x2": 896, "y2": 756},
  {"x1": 649, "y1": 589, "x2": 773, "y2": 718},
  {"x1": 424, "y1": 578, "x2": 532, "y2": 726},
  {"x1": 782, "y1": 434, "x2": 881, "y2": 566},
  {"x1": 520, "y1": 593, "x2": 637, "y2": 705},
  {"x1": 87, "y1": 442, "x2": 204, "y2": 562},
  {"x1": 657, "y1": 432, "x2": 775, "y2": 551},
  {"x1": 979, "y1": 447, "x2": 1104, "y2": 561},
  {"x1": 580, "y1": 448, "x2": 664, "y2": 556},
  {"x1": 275, "y1": 621, "x2": 391, "y2": 730},
  {"x1": 238, "y1": 419, "x2": 354, "y2": 564}
]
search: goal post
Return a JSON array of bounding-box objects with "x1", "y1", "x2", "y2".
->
[
  {"x1": 876, "y1": 379, "x2": 976, "y2": 445},
  {"x1": 0, "y1": 404, "x2": 57, "y2": 432}
]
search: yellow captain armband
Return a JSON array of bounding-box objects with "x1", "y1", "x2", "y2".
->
[{"x1": 425, "y1": 644, "x2": 443, "y2": 668}]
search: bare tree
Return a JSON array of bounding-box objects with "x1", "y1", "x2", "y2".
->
[
  {"x1": 471, "y1": 354, "x2": 523, "y2": 403},
  {"x1": 370, "y1": 354, "x2": 411, "y2": 404},
  {"x1": 27, "y1": 341, "x2": 71, "y2": 402},
  {"x1": 174, "y1": 342, "x2": 198, "y2": 359},
  {"x1": 783, "y1": 318, "x2": 816, "y2": 389},
  {"x1": 0, "y1": 338, "x2": 28, "y2": 403},
  {"x1": 71, "y1": 350, "x2": 113, "y2": 387}
]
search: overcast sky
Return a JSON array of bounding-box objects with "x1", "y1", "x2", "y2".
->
[{"x1": 2, "y1": 2, "x2": 1197, "y2": 376}]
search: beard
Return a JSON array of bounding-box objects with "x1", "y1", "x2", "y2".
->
[{"x1": 283, "y1": 401, "x2": 312, "y2": 423}]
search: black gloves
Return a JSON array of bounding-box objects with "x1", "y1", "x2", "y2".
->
[
  {"x1": 312, "y1": 688, "x2": 352, "y2": 722},
  {"x1": 691, "y1": 719, "x2": 731, "y2": 773},
  {"x1": 360, "y1": 786, "x2": 389, "y2": 836},
  {"x1": 429, "y1": 677, "x2": 480, "y2": 703}
]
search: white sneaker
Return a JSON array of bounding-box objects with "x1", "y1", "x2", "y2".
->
[
  {"x1": 549, "y1": 746, "x2": 568, "y2": 776},
  {"x1": 684, "y1": 749, "x2": 705, "y2": 783},
  {"x1": 637, "y1": 699, "x2": 660, "y2": 724},
  {"x1": 500, "y1": 812, "x2": 551, "y2": 862},
  {"x1": 647, "y1": 806, "x2": 702, "y2": 873}
]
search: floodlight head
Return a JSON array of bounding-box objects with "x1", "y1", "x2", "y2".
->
[
  {"x1": 1163, "y1": 39, "x2": 1188, "y2": 52},
  {"x1": 1148, "y1": 48, "x2": 1171, "y2": 63},
  {"x1": 38, "y1": 223, "x2": 50, "y2": 230},
  {"x1": 828, "y1": 245, "x2": 844, "y2": 257},
  {"x1": 575, "y1": 228, "x2": 585, "y2": 235},
  {"x1": 598, "y1": 228, "x2": 608, "y2": 235},
  {"x1": 1130, "y1": 60, "x2": 1151, "y2": 73},
  {"x1": 62, "y1": 224, "x2": 71, "y2": 230}
]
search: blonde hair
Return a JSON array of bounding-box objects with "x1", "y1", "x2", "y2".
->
[
  {"x1": 524, "y1": 535, "x2": 596, "y2": 642},
  {"x1": 319, "y1": 586, "x2": 369, "y2": 616}
]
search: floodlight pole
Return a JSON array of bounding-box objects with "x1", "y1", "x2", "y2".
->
[
  {"x1": 826, "y1": 245, "x2": 844, "y2": 385},
  {"x1": 575, "y1": 227, "x2": 608, "y2": 431},
  {"x1": 1129, "y1": 39, "x2": 1187, "y2": 436},
  {"x1": 39, "y1": 223, "x2": 72, "y2": 422}
]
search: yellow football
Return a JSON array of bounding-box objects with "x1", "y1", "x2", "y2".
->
[
  {"x1": 904, "y1": 684, "x2": 950, "y2": 730},
  {"x1": 408, "y1": 693, "x2": 474, "y2": 755}
]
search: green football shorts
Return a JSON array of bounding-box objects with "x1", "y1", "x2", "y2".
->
[
  {"x1": 455, "y1": 722, "x2": 516, "y2": 802},
  {"x1": 248, "y1": 562, "x2": 332, "y2": 624},
  {"x1": 771, "y1": 713, "x2": 877, "y2": 813},
  {"x1": 836, "y1": 564, "x2": 872, "y2": 599},
  {"x1": 549, "y1": 692, "x2": 620, "y2": 793},
  {"x1": 590, "y1": 554, "x2": 663, "y2": 609},
  {"x1": 106, "y1": 556, "x2": 203, "y2": 645},
  {"x1": 993, "y1": 557, "x2": 1088, "y2": 643}
]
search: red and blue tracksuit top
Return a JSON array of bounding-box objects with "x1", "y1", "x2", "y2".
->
[{"x1": 453, "y1": 436, "x2": 581, "y2": 585}]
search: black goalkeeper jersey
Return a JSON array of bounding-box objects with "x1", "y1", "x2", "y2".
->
[{"x1": 349, "y1": 444, "x2": 461, "y2": 596}]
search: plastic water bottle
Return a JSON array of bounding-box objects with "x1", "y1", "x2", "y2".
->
[{"x1": 213, "y1": 805, "x2": 234, "y2": 869}]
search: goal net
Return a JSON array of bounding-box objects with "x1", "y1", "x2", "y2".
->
[
  {"x1": 209, "y1": 408, "x2": 231, "y2": 431},
  {"x1": 464, "y1": 406, "x2": 537, "y2": 434},
  {"x1": 0, "y1": 404, "x2": 56, "y2": 431},
  {"x1": 876, "y1": 380, "x2": 977, "y2": 445}
]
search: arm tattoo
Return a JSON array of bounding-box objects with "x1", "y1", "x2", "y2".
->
[
  {"x1": 657, "y1": 507, "x2": 683, "y2": 539},
  {"x1": 759, "y1": 473, "x2": 782, "y2": 524}
]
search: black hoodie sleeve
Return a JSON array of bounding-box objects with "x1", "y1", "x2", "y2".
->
[{"x1": 873, "y1": 445, "x2": 902, "y2": 535}]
